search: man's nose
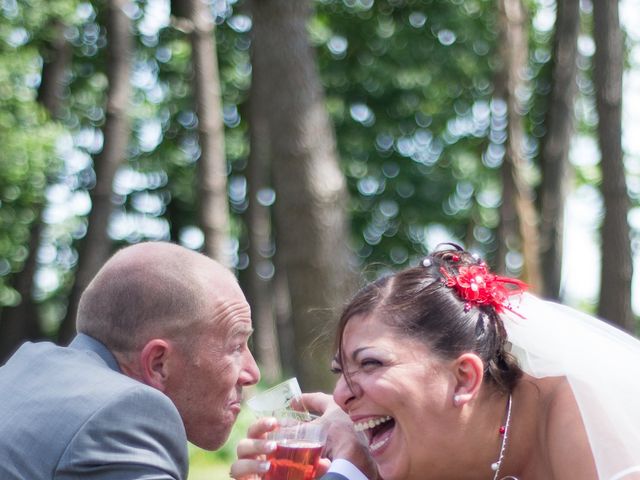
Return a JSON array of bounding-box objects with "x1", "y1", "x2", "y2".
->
[{"x1": 240, "y1": 350, "x2": 260, "y2": 386}]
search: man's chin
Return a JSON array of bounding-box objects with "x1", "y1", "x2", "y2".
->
[
  {"x1": 188, "y1": 424, "x2": 233, "y2": 451},
  {"x1": 191, "y1": 434, "x2": 227, "y2": 451}
]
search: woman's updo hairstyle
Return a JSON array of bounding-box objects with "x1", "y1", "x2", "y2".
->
[{"x1": 336, "y1": 244, "x2": 524, "y2": 393}]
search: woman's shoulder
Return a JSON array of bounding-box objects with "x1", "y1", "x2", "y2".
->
[{"x1": 527, "y1": 375, "x2": 598, "y2": 479}]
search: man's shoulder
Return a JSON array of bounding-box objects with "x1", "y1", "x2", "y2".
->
[
  {"x1": 0, "y1": 341, "x2": 187, "y2": 480},
  {"x1": 55, "y1": 375, "x2": 188, "y2": 479},
  {"x1": 1, "y1": 339, "x2": 180, "y2": 427},
  {"x1": 3, "y1": 340, "x2": 134, "y2": 396}
]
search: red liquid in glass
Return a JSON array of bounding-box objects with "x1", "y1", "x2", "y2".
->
[{"x1": 265, "y1": 441, "x2": 323, "y2": 480}]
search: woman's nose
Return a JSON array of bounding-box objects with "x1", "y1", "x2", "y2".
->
[{"x1": 333, "y1": 373, "x2": 360, "y2": 411}]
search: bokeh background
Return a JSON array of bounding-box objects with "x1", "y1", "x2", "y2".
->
[{"x1": 1, "y1": 0, "x2": 639, "y2": 475}]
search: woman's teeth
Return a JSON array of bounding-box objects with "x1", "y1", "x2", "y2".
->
[
  {"x1": 370, "y1": 436, "x2": 390, "y2": 452},
  {"x1": 354, "y1": 415, "x2": 393, "y2": 432}
]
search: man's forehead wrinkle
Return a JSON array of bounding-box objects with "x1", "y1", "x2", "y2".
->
[
  {"x1": 229, "y1": 317, "x2": 253, "y2": 337},
  {"x1": 229, "y1": 323, "x2": 254, "y2": 338},
  {"x1": 209, "y1": 299, "x2": 251, "y2": 333}
]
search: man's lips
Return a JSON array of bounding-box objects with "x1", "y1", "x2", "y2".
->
[{"x1": 229, "y1": 389, "x2": 244, "y2": 413}]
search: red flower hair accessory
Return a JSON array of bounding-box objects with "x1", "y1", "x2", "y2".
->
[{"x1": 440, "y1": 263, "x2": 528, "y2": 316}]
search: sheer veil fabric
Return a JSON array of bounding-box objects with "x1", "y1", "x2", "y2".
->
[{"x1": 503, "y1": 293, "x2": 640, "y2": 480}]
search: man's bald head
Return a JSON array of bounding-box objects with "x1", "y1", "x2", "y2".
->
[{"x1": 76, "y1": 242, "x2": 238, "y2": 353}]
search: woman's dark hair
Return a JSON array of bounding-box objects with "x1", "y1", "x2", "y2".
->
[{"x1": 335, "y1": 244, "x2": 523, "y2": 393}]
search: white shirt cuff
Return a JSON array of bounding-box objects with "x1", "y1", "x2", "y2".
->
[{"x1": 327, "y1": 459, "x2": 369, "y2": 480}]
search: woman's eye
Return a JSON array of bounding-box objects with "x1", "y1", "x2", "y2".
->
[
  {"x1": 330, "y1": 365, "x2": 343, "y2": 375},
  {"x1": 360, "y1": 358, "x2": 382, "y2": 369}
]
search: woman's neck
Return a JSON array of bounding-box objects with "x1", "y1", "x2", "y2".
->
[
  {"x1": 496, "y1": 375, "x2": 554, "y2": 479},
  {"x1": 436, "y1": 389, "x2": 516, "y2": 480}
]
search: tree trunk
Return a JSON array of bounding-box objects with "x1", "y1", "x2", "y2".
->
[
  {"x1": 273, "y1": 251, "x2": 296, "y2": 378},
  {"x1": 0, "y1": 222, "x2": 45, "y2": 361},
  {"x1": 494, "y1": 59, "x2": 517, "y2": 275},
  {"x1": 538, "y1": 0, "x2": 580, "y2": 300},
  {"x1": 593, "y1": 0, "x2": 633, "y2": 331},
  {"x1": 245, "y1": 59, "x2": 281, "y2": 382},
  {"x1": 182, "y1": 0, "x2": 231, "y2": 266},
  {"x1": 250, "y1": 0, "x2": 356, "y2": 391},
  {"x1": 58, "y1": 0, "x2": 133, "y2": 343},
  {"x1": 37, "y1": 19, "x2": 72, "y2": 118},
  {"x1": 496, "y1": 0, "x2": 541, "y2": 290},
  {"x1": 0, "y1": 19, "x2": 71, "y2": 359}
]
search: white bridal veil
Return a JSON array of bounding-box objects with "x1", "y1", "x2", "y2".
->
[{"x1": 503, "y1": 293, "x2": 640, "y2": 480}]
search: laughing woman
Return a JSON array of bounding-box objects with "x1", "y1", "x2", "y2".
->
[{"x1": 232, "y1": 245, "x2": 640, "y2": 480}]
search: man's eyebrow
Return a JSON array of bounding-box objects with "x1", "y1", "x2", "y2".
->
[{"x1": 229, "y1": 325, "x2": 254, "y2": 338}]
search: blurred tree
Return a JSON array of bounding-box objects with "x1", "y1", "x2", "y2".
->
[
  {"x1": 173, "y1": 0, "x2": 231, "y2": 266},
  {"x1": 315, "y1": 0, "x2": 502, "y2": 270},
  {"x1": 495, "y1": 0, "x2": 541, "y2": 290},
  {"x1": 149, "y1": 18, "x2": 199, "y2": 246},
  {"x1": 0, "y1": 115, "x2": 61, "y2": 359},
  {"x1": 593, "y1": 0, "x2": 633, "y2": 330},
  {"x1": 1, "y1": 0, "x2": 637, "y2": 365},
  {"x1": 244, "y1": 23, "x2": 281, "y2": 382},
  {"x1": 0, "y1": 0, "x2": 73, "y2": 360},
  {"x1": 38, "y1": 18, "x2": 73, "y2": 118},
  {"x1": 59, "y1": 0, "x2": 134, "y2": 343},
  {"x1": 249, "y1": 0, "x2": 356, "y2": 391},
  {"x1": 0, "y1": 17, "x2": 72, "y2": 358},
  {"x1": 537, "y1": 0, "x2": 580, "y2": 300}
]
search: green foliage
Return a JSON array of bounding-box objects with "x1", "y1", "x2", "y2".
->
[
  {"x1": 114, "y1": 4, "x2": 254, "y2": 250},
  {"x1": 314, "y1": 0, "x2": 502, "y2": 270},
  {"x1": 0, "y1": 0, "x2": 512, "y2": 311},
  {"x1": 0, "y1": 0, "x2": 623, "y2": 334},
  {"x1": 0, "y1": 0, "x2": 68, "y2": 306}
]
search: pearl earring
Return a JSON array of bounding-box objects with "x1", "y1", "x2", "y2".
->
[{"x1": 453, "y1": 394, "x2": 462, "y2": 405}]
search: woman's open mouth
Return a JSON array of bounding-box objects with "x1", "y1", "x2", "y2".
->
[{"x1": 353, "y1": 415, "x2": 396, "y2": 454}]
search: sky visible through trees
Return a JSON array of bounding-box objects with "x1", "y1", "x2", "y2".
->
[
  {"x1": 561, "y1": 0, "x2": 640, "y2": 311},
  {"x1": 2, "y1": 0, "x2": 640, "y2": 354},
  {"x1": 45, "y1": 0, "x2": 640, "y2": 312}
]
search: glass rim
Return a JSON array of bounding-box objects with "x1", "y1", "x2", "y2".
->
[{"x1": 246, "y1": 377, "x2": 302, "y2": 413}]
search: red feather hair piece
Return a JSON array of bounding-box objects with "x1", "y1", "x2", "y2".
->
[{"x1": 440, "y1": 263, "x2": 528, "y2": 317}]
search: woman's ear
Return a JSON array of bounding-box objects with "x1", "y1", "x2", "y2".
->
[
  {"x1": 451, "y1": 353, "x2": 484, "y2": 406},
  {"x1": 139, "y1": 339, "x2": 172, "y2": 391}
]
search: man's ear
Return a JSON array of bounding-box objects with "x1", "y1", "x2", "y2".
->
[
  {"x1": 451, "y1": 353, "x2": 484, "y2": 406},
  {"x1": 139, "y1": 339, "x2": 172, "y2": 391}
]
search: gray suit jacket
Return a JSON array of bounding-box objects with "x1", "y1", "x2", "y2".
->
[{"x1": 0, "y1": 334, "x2": 188, "y2": 480}]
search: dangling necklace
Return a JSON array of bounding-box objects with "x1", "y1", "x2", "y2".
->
[{"x1": 491, "y1": 394, "x2": 514, "y2": 480}]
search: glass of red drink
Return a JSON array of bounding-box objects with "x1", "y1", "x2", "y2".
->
[{"x1": 265, "y1": 417, "x2": 328, "y2": 480}]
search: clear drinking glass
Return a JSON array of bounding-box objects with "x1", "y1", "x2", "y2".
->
[
  {"x1": 246, "y1": 377, "x2": 310, "y2": 420},
  {"x1": 264, "y1": 416, "x2": 328, "y2": 480}
]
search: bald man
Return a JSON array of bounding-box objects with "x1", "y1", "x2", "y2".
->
[{"x1": 0, "y1": 242, "x2": 260, "y2": 479}]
